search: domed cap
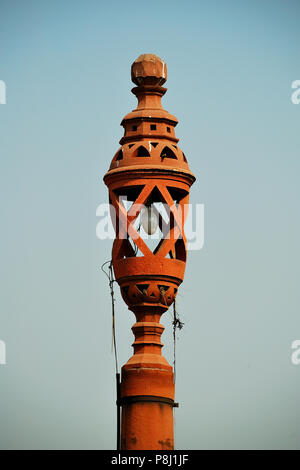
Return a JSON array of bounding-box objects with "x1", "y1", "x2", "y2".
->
[{"x1": 131, "y1": 54, "x2": 167, "y2": 86}]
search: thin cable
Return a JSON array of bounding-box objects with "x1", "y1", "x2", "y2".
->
[
  {"x1": 101, "y1": 260, "x2": 120, "y2": 450},
  {"x1": 172, "y1": 298, "x2": 184, "y2": 384},
  {"x1": 101, "y1": 260, "x2": 119, "y2": 374},
  {"x1": 173, "y1": 301, "x2": 176, "y2": 384}
]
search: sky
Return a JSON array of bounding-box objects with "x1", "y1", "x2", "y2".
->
[{"x1": 0, "y1": 0, "x2": 300, "y2": 450}]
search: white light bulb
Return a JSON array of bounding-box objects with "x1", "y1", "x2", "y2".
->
[{"x1": 141, "y1": 206, "x2": 159, "y2": 235}]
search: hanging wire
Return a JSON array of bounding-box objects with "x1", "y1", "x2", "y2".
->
[
  {"x1": 101, "y1": 259, "x2": 121, "y2": 450},
  {"x1": 172, "y1": 297, "x2": 184, "y2": 384},
  {"x1": 171, "y1": 296, "x2": 183, "y2": 449},
  {"x1": 101, "y1": 260, "x2": 118, "y2": 373}
]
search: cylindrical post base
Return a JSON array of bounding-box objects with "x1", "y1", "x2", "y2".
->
[
  {"x1": 121, "y1": 399, "x2": 174, "y2": 450},
  {"x1": 120, "y1": 363, "x2": 175, "y2": 450}
]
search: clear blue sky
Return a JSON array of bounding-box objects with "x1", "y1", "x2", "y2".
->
[{"x1": 0, "y1": 0, "x2": 299, "y2": 449}]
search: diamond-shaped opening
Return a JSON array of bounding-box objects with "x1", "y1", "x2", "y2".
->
[{"x1": 160, "y1": 146, "x2": 177, "y2": 160}]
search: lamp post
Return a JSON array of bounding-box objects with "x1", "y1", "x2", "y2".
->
[{"x1": 103, "y1": 54, "x2": 195, "y2": 450}]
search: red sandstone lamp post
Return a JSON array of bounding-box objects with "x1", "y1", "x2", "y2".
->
[{"x1": 103, "y1": 54, "x2": 195, "y2": 450}]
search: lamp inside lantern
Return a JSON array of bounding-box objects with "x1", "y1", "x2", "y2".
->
[{"x1": 141, "y1": 205, "x2": 159, "y2": 235}]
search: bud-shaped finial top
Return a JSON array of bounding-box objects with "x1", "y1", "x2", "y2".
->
[{"x1": 131, "y1": 54, "x2": 167, "y2": 86}]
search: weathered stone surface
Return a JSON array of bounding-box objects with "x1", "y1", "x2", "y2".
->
[{"x1": 131, "y1": 54, "x2": 167, "y2": 86}]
